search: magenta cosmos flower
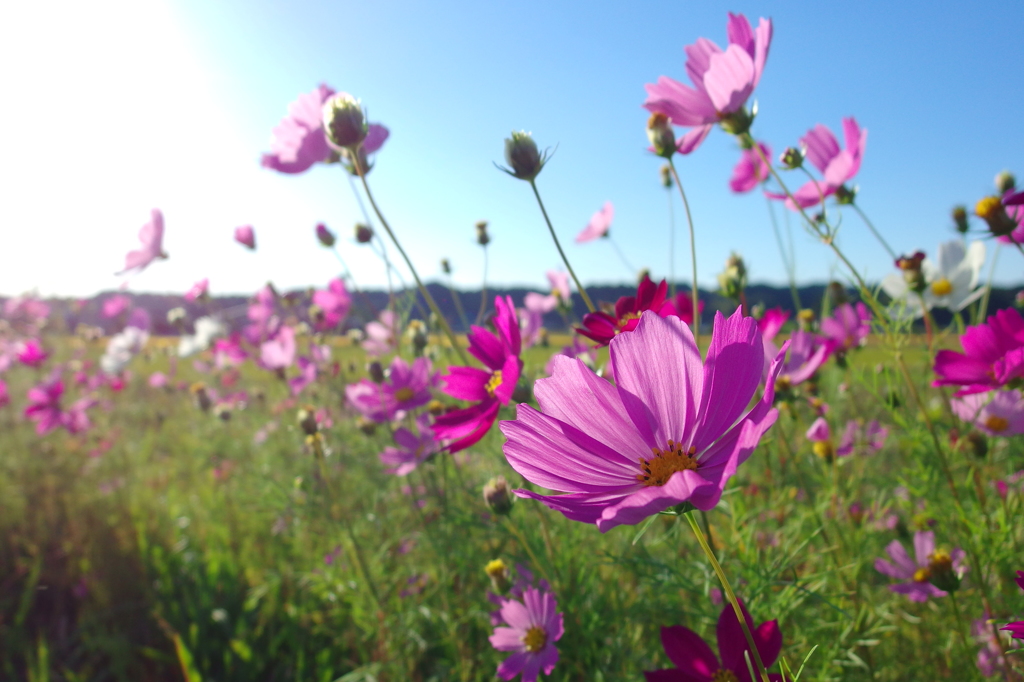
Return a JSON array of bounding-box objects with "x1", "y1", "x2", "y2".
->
[
  {"x1": 24, "y1": 379, "x2": 93, "y2": 436},
  {"x1": 312, "y1": 278, "x2": 351, "y2": 331},
  {"x1": 820, "y1": 302, "x2": 871, "y2": 356},
  {"x1": 17, "y1": 339, "x2": 49, "y2": 368},
  {"x1": 235, "y1": 225, "x2": 256, "y2": 250},
  {"x1": 1002, "y1": 571, "x2": 1024, "y2": 639},
  {"x1": 576, "y1": 276, "x2": 675, "y2": 347},
  {"x1": 768, "y1": 118, "x2": 867, "y2": 210},
  {"x1": 643, "y1": 13, "x2": 772, "y2": 155},
  {"x1": 729, "y1": 141, "x2": 772, "y2": 193},
  {"x1": 347, "y1": 356, "x2": 438, "y2": 423},
  {"x1": 502, "y1": 309, "x2": 784, "y2": 532},
  {"x1": 836, "y1": 419, "x2": 887, "y2": 456},
  {"x1": 489, "y1": 586, "x2": 564, "y2": 682},
  {"x1": 875, "y1": 530, "x2": 965, "y2": 602},
  {"x1": 433, "y1": 296, "x2": 522, "y2": 452},
  {"x1": 101, "y1": 295, "x2": 131, "y2": 319},
  {"x1": 933, "y1": 307, "x2": 1024, "y2": 395},
  {"x1": 576, "y1": 201, "x2": 613, "y2": 243},
  {"x1": 118, "y1": 209, "x2": 167, "y2": 275},
  {"x1": 644, "y1": 601, "x2": 783, "y2": 682}
]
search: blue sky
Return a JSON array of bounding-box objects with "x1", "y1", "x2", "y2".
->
[{"x1": 2, "y1": 0, "x2": 1022, "y2": 298}]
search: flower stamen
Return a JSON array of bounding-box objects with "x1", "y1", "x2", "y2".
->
[
  {"x1": 485, "y1": 371, "x2": 504, "y2": 398},
  {"x1": 985, "y1": 415, "x2": 1010, "y2": 432},
  {"x1": 522, "y1": 625, "x2": 547, "y2": 653},
  {"x1": 637, "y1": 440, "x2": 699, "y2": 486}
]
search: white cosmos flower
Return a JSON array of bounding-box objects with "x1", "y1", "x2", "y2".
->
[
  {"x1": 178, "y1": 316, "x2": 226, "y2": 357},
  {"x1": 882, "y1": 240, "x2": 986, "y2": 319}
]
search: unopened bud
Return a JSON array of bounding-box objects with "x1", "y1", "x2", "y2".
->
[
  {"x1": 812, "y1": 440, "x2": 834, "y2": 462},
  {"x1": 354, "y1": 223, "x2": 374, "y2": 243},
  {"x1": 406, "y1": 320, "x2": 428, "y2": 356},
  {"x1": 951, "y1": 206, "x2": 969, "y2": 234},
  {"x1": 485, "y1": 559, "x2": 512, "y2": 594},
  {"x1": 646, "y1": 113, "x2": 676, "y2": 158},
  {"x1": 717, "y1": 253, "x2": 747, "y2": 300},
  {"x1": 797, "y1": 308, "x2": 816, "y2": 331},
  {"x1": 976, "y1": 196, "x2": 1018, "y2": 237},
  {"x1": 502, "y1": 131, "x2": 545, "y2": 181},
  {"x1": 357, "y1": 417, "x2": 377, "y2": 435},
  {"x1": 440, "y1": 258, "x2": 451, "y2": 275},
  {"x1": 660, "y1": 164, "x2": 673, "y2": 188},
  {"x1": 1016, "y1": 291, "x2": 1024, "y2": 309},
  {"x1": 927, "y1": 549, "x2": 961, "y2": 593},
  {"x1": 896, "y1": 251, "x2": 927, "y2": 292},
  {"x1": 476, "y1": 220, "x2": 491, "y2": 246},
  {"x1": 190, "y1": 382, "x2": 212, "y2": 413},
  {"x1": 322, "y1": 93, "x2": 367, "y2": 149},
  {"x1": 483, "y1": 475, "x2": 514, "y2": 515},
  {"x1": 427, "y1": 399, "x2": 445, "y2": 416},
  {"x1": 848, "y1": 502, "x2": 865, "y2": 525},
  {"x1": 827, "y1": 281, "x2": 848, "y2": 305},
  {"x1": 637, "y1": 268, "x2": 651, "y2": 285},
  {"x1": 316, "y1": 223, "x2": 336, "y2": 247},
  {"x1": 718, "y1": 108, "x2": 753, "y2": 136},
  {"x1": 996, "y1": 170, "x2": 1016, "y2": 195},
  {"x1": 779, "y1": 147, "x2": 804, "y2": 170},
  {"x1": 835, "y1": 185, "x2": 856, "y2": 205},
  {"x1": 297, "y1": 406, "x2": 319, "y2": 436},
  {"x1": 368, "y1": 361, "x2": 385, "y2": 384},
  {"x1": 215, "y1": 404, "x2": 232, "y2": 422},
  {"x1": 961, "y1": 430, "x2": 988, "y2": 459}
]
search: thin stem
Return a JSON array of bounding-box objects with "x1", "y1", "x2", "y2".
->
[
  {"x1": 351, "y1": 156, "x2": 469, "y2": 364},
  {"x1": 528, "y1": 180, "x2": 596, "y2": 313},
  {"x1": 851, "y1": 202, "x2": 897, "y2": 261},
  {"x1": 765, "y1": 194, "x2": 802, "y2": 312},
  {"x1": 949, "y1": 592, "x2": 975, "y2": 671},
  {"x1": 667, "y1": 187, "x2": 676, "y2": 298},
  {"x1": 977, "y1": 243, "x2": 1002, "y2": 324},
  {"x1": 667, "y1": 159, "x2": 701, "y2": 349},
  {"x1": 685, "y1": 512, "x2": 771, "y2": 682},
  {"x1": 447, "y1": 274, "x2": 470, "y2": 331},
  {"x1": 477, "y1": 244, "x2": 489, "y2": 325},
  {"x1": 607, "y1": 236, "x2": 636, "y2": 275}
]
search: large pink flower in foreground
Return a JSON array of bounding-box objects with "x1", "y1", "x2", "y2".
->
[
  {"x1": 644, "y1": 601, "x2": 783, "y2": 682},
  {"x1": 502, "y1": 309, "x2": 783, "y2": 532},
  {"x1": 489, "y1": 586, "x2": 564, "y2": 682},
  {"x1": 118, "y1": 209, "x2": 167, "y2": 275},
  {"x1": 643, "y1": 13, "x2": 772, "y2": 155}
]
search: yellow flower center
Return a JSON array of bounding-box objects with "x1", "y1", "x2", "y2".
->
[
  {"x1": 930, "y1": 278, "x2": 953, "y2": 297},
  {"x1": 712, "y1": 671, "x2": 739, "y2": 682},
  {"x1": 775, "y1": 375, "x2": 792, "y2": 393},
  {"x1": 985, "y1": 415, "x2": 1010, "y2": 432},
  {"x1": 484, "y1": 559, "x2": 508, "y2": 579},
  {"x1": 522, "y1": 625, "x2": 547, "y2": 653},
  {"x1": 913, "y1": 567, "x2": 932, "y2": 583},
  {"x1": 618, "y1": 311, "x2": 642, "y2": 328},
  {"x1": 485, "y1": 371, "x2": 504, "y2": 398},
  {"x1": 975, "y1": 195, "x2": 1003, "y2": 219},
  {"x1": 394, "y1": 387, "x2": 415, "y2": 402},
  {"x1": 813, "y1": 441, "x2": 835, "y2": 460},
  {"x1": 636, "y1": 440, "x2": 699, "y2": 486},
  {"x1": 928, "y1": 550, "x2": 952, "y2": 573}
]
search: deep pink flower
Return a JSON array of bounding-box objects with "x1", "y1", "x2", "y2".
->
[
  {"x1": 951, "y1": 390, "x2": 1024, "y2": 436},
  {"x1": 261, "y1": 84, "x2": 337, "y2": 174},
  {"x1": 933, "y1": 308, "x2": 1024, "y2": 395},
  {"x1": 25, "y1": 379, "x2": 65, "y2": 434},
  {"x1": 996, "y1": 190, "x2": 1024, "y2": 245},
  {"x1": 289, "y1": 357, "x2": 317, "y2": 396},
  {"x1": 502, "y1": 309, "x2": 783, "y2": 532},
  {"x1": 347, "y1": 356, "x2": 438, "y2": 423},
  {"x1": 576, "y1": 201, "x2": 613, "y2": 243},
  {"x1": 214, "y1": 335, "x2": 248, "y2": 368},
  {"x1": 434, "y1": 296, "x2": 522, "y2": 452},
  {"x1": 836, "y1": 420, "x2": 887, "y2": 456},
  {"x1": 184, "y1": 278, "x2": 209, "y2": 302},
  {"x1": 663, "y1": 291, "x2": 705, "y2": 326},
  {"x1": 0, "y1": 379, "x2": 9, "y2": 408},
  {"x1": 260, "y1": 326, "x2": 296, "y2": 370},
  {"x1": 805, "y1": 417, "x2": 831, "y2": 443},
  {"x1": 362, "y1": 310, "x2": 400, "y2": 357},
  {"x1": 17, "y1": 339, "x2": 49, "y2": 368},
  {"x1": 118, "y1": 209, "x2": 167, "y2": 275},
  {"x1": 756, "y1": 307, "x2": 789, "y2": 343},
  {"x1": 102, "y1": 295, "x2": 131, "y2": 319},
  {"x1": 488, "y1": 586, "x2": 564, "y2": 682},
  {"x1": 729, "y1": 142, "x2": 772, "y2": 193},
  {"x1": 576, "y1": 276, "x2": 674, "y2": 347},
  {"x1": 380, "y1": 414, "x2": 439, "y2": 476},
  {"x1": 1001, "y1": 571, "x2": 1024, "y2": 639},
  {"x1": 875, "y1": 530, "x2": 965, "y2": 602},
  {"x1": 767, "y1": 118, "x2": 867, "y2": 210},
  {"x1": 235, "y1": 225, "x2": 256, "y2": 250},
  {"x1": 820, "y1": 302, "x2": 871, "y2": 355},
  {"x1": 312, "y1": 278, "x2": 351, "y2": 331},
  {"x1": 643, "y1": 13, "x2": 772, "y2": 155},
  {"x1": 644, "y1": 601, "x2": 783, "y2": 682}
]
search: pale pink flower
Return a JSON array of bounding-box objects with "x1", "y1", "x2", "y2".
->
[
  {"x1": 184, "y1": 278, "x2": 209, "y2": 302},
  {"x1": 261, "y1": 326, "x2": 296, "y2": 370},
  {"x1": 118, "y1": 209, "x2": 167, "y2": 275},
  {"x1": 235, "y1": 225, "x2": 256, "y2": 250},
  {"x1": 576, "y1": 201, "x2": 613, "y2": 243}
]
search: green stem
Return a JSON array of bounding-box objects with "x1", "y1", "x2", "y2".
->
[
  {"x1": 351, "y1": 156, "x2": 469, "y2": 364},
  {"x1": 667, "y1": 159, "x2": 701, "y2": 350},
  {"x1": 528, "y1": 180, "x2": 596, "y2": 313},
  {"x1": 685, "y1": 512, "x2": 771, "y2": 682},
  {"x1": 765, "y1": 194, "x2": 802, "y2": 312},
  {"x1": 477, "y1": 244, "x2": 489, "y2": 325},
  {"x1": 851, "y1": 202, "x2": 897, "y2": 261},
  {"x1": 667, "y1": 187, "x2": 676, "y2": 298},
  {"x1": 977, "y1": 243, "x2": 1002, "y2": 324},
  {"x1": 607, "y1": 236, "x2": 636, "y2": 275}
]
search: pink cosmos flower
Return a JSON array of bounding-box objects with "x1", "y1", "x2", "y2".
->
[
  {"x1": 235, "y1": 225, "x2": 256, "y2": 250},
  {"x1": 17, "y1": 339, "x2": 49, "y2": 368},
  {"x1": 820, "y1": 302, "x2": 871, "y2": 355},
  {"x1": 347, "y1": 356, "x2": 438, "y2": 423},
  {"x1": 0, "y1": 379, "x2": 9, "y2": 408},
  {"x1": 729, "y1": 142, "x2": 772, "y2": 193},
  {"x1": 805, "y1": 417, "x2": 831, "y2": 443},
  {"x1": 643, "y1": 13, "x2": 772, "y2": 155},
  {"x1": 765, "y1": 330, "x2": 829, "y2": 389},
  {"x1": 767, "y1": 118, "x2": 867, "y2": 210},
  {"x1": 3, "y1": 295, "x2": 51, "y2": 332},
  {"x1": 289, "y1": 357, "x2": 317, "y2": 396},
  {"x1": 101, "y1": 295, "x2": 131, "y2": 319},
  {"x1": 875, "y1": 530, "x2": 965, "y2": 602},
  {"x1": 502, "y1": 309, "x2": 783, "y2": 532},
  {"x1": 951, "y1": 390, "x2": 1024, "y2": 436},
  {"x1": 260, "y1": 326, "x2": 296, "y2": 370},
  {"x1": 488, "y1": 586, "x2": 564, "y2": 682},
  {"x1": 996, "y1": 190, "x2": 1024, "y2": 245},
  {"x1": 836, "y1": 420, "x2": 887, "y2": 456},
  {"x1": 934, "y1": 308, "x2": 1024, "y2": 395},
  {"x1": 576, "y1": 201, "x2": 613, "y2": 243},
  {"x1": 1001, "y1": 571, "x2": 1024, "y2": 639},
  {"x1": 148, "y1": 372, "x2": 168, "y2": 388},
  {"x1": 118, "y1": 209, "x2": 167, "y2": 275},
  {"x1": 664, "y1": 291, "x2": 705, "y2": 326},
  {"x1": 213, "y1": 335, "x2": 247, "y2": 368},
  {"x1": 362, "y1": 310, "x2": 400, "y2": 357},
  {"x1": 756, "y1": 307, "x2": 789, "y2": 344},
  {"x1": 25, "y1": 379, "x2": 66, "y2": 434},
  {"x1": 576, "y1": 276, "x2": 674, "y2": 347},
  {"x1": 644, "y1": 601, "x2": 783, "y2": 682},
  {"x1": 433, "y1": 296, "x2": 521, "y2": 452},
  {"x1": 543, "y1": 336, "x2": 598, "y2": 376},
  {"x1": 379, "y1": 414, "x2": 440, "y2": 476},
  {"x1": 184, "y1": 278, "x2": 209, "y2": 302},
  {"x1": 261, "y1": 84, "x2": 337, "y2": 174},
  {"x1": 312, "y1": 278, "x2": 351, "y2": 331}
]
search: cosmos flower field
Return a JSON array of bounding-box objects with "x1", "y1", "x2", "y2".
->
[{"x1": 4, "y1": 11, "x2": 1024, "y2": 681}]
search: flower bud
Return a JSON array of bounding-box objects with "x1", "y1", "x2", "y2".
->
[
  {"x1": 834, "y1": 185, "x2": 856, "y2": 205},
  {"x1": 440, "y1": 258, "x2": 451, "y2": 275},
  {"x1": 190, "y1": 382, "x2": 212, "y2": 413},
  {"x1": 717, "y1": 253, "x2": 747, "y2": 300},
  {"x1": 1016, "y1": 291, "x2": 1024, "y2": 309},
  {"x1": 646, "y1": 113, "x2": 676, "y2": 158},
  {"x1": 660, "y1": 164, "x2": 673, "y2": 189},
  {"x1": 485, "y1": 559, "x2": 512, "y2": 594},
  {"x1": 354, "y1": 223, "x2": 374, "y2": 243},
  {"x1": 637, "y1": 268, "x2": 651, "y2": 285},
  {"x1": 167, "y1": 307, "x2": 186, "y2": 326},
  {"x1": 927, "y1": 549, "x2": 961, "y2": 593},
  {"x1": 827, "y1": 281, "x2": 848, "y2": 306},
  {"x1": 896, "y1": 252, "x2": 927, "y2": 293},
  {"x1": 297, "y1": 406, "x2": 319, "y2": 436},
  {"x1": 368, "y1": 361, "x2": 385, "y2": 384},
  {"x1": 483, "y1": 475, "x2": 514, "y2": 515},
  {"x1": 779, "y1": 147, "x2": 804, "y2": 170},
  {"x1": 322, "y1": 93, "x2": 367, "y2": 150},
  {"x1": 975, "y1": 196, "x2": 1018, "y2": 237},
  {"x1": 502, "y1": 131, "x2": 545, "y2": 181},
  {"x1": 797, "y1": 308, "x2": 816, "y2": 332},
  {"x1": 357, "y1": 417, "x2": 377, "y2": 435},
  {"x1": 951, "y1": 206, "x2": 969, "y2": 234},
  {"x1": 316, "y1": 223, "x2": 336, "y2": 247},
  {"x1": 718, "y1": 108, "x2": 753, "y2": 136},
  {"x1": 427, "y1": 399, "x2": 445, "y2": 416},
  {"x1": 406, "y1": 320, "x2": 428, "y2": 356},
  {"x1": 812, "y1": 440, "x2": 834, "y2": 462},
  {"x1": 996, "y1": 170, "x2": 1016, "y2": 195},
  {"x1": 476, "y1": 220, "x2": 491, "y2": 246},
  {"x1": 215, "y1": 404, "x2": 232, "y2": 422}
]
